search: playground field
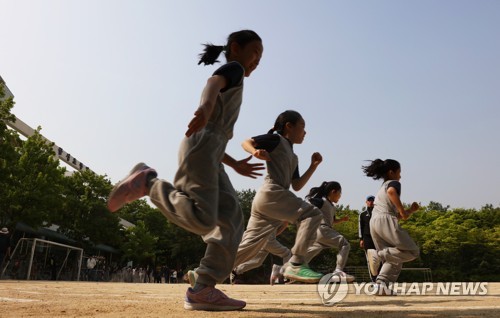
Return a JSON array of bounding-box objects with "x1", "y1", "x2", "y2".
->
[{"x1": 0, "y1": 280, "x2": 498, "y2": 317}]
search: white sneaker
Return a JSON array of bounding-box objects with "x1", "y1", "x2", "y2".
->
[
  {"x1": 331, "y1": 270, "x2": 355, "y2": 283},
  {"x1": 367, "y1": 249, "x2": 381, "y2": 277},
  {"x1": 270, "y1": 264, "x2": 282, "y2": 285}
]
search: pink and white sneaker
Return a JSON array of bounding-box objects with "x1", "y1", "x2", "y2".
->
[
  {"x1": 107, "y1": 162, "x2": 157, "y2": 212},
  {"x1": 184, "y1": 286, "x2": 246, "y2": 311}
]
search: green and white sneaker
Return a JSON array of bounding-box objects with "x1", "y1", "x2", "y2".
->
[{"x1": 283, "y1": 264, "x2": 323, "y2": 283}]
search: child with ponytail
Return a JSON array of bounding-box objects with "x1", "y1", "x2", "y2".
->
[
  {"x1": 362, "y1": 159, "x2": 420, "y2": 295},
  {"x1": 108, "y1": 30, "x2": 264, "y2": 311},
  {"x1": 232, "y1": 110, "x2": 324, "y2": 284},
  {"x1": 304, "y1": 181, "x2": 355, "y2": 282}
]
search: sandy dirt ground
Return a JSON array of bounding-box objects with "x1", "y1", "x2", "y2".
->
[{"x1": 0, "y1": 281, "x2": 498, "y2": 318}]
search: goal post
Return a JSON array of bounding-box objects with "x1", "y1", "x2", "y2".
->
[{"x1": 1, "y1": 238, "x2": 83, "y2": 281}]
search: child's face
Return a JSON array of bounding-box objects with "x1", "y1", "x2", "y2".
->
[
  {"x1": 328, "y1": 189, "x2": 342, "y2": 203},
  {"x1": 286, "y1": 117, "x2": 306, "y2": 144},
  {"x1": 388, "y1": 168, "x2": 401, "y2": 181},
  {"x1": 232, "y1": 40, "x2": 263, "y2": 77}
]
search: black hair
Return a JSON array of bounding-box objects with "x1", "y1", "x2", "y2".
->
[
  {"x1": 198, "y1": 30, "x2": 262, "y2": 66},
  {"x1": 362, "y1": 159, "x2": 401, "y2": 181},
  {"x1": 268, "y1": 110, "x2": 303, "y2": 135},
  {"x1": 306, "y1": 181, "x2": 342, "y2": 200}
]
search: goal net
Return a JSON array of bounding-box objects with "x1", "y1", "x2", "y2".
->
[{"x1": 1, "y1": 238, "x2": 83, "y2": 281}]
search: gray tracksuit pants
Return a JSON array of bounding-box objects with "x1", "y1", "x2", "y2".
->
[
  {"x1": 149, "y1": 129, "x2": 244, "y2": 286},
  {"x1": 304, "y1": 225, "x2": 350, "y2": 271},
  {"x1": 370, "y1": 213, "x2": 419, "y2": 283},
  {"x1": 234, "y1": 233, "x2": 291, "y2": 275},
  {"x1": 233, "y1": 180, "x2": 322, "y2": 268}
]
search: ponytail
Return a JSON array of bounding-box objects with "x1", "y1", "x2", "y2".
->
[
  {"x1": 198, "y1": 44, "x2": 226, "y2": 66},
  {"x1": 362, "y1": 159, "x2": 400, "y2": 180},
  {"x1": 198, "y1": 29, "x2": 261, "y2": 66},
  {"x1": 306, "y1": 181, "x2": 341, "y2": 200}
]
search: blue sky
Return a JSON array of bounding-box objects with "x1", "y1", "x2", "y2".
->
[{"x1": 1, "y1": 0, "x2": 499, "y2": 211}]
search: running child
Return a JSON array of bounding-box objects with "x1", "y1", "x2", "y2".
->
[
  {"x1": 362, "y1": 159, "x2": 420, "y2": 295},
  {"x1": 232, "y1": 110, "x2": 324, "y2": 283},
  {"x1": 107, "y1": 30, "x2": 264, "y2": 311},
  {"x1": 302, "y1": 181, "x2": 355, "y2": 283}
]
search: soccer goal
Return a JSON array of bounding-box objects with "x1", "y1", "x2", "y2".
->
[{"x1": 1, "y1": 238, "x2": 83, "y2": 281}]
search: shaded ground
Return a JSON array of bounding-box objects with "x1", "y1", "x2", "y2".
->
[{"x1": 0, "y1": 281, "x2": 498, "y2": 317}]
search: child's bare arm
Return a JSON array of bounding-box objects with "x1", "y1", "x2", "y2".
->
[
  {"x1": 186, "y1": 75, "x2": 226, "y2": 137},
  {"x1": 291, "y1": 152, "x2": 322, "y2": 191},
  {"x1": 242, "y1": 138, "x2": 271, "y2": 161},
  {"x1": 387, "y1": 187, "x2": 419, "y2": 220}
]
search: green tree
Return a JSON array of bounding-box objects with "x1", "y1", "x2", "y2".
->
[
  {"x1": 116, "y1": 199, "x2": 206, "y2": 270},
  {"x1": 121, "y1": 220, "x2": 158, "y2": 266},
  {"x1": 7, "y1": 128, "x2": 65, "y2": 229},
  {"x1": 237, "y1": 189, "x2": 256, "y2": 224},
  {"x1": 59, "y1": 169, "x2": 122, "y2": 248},
  {"x1": 0, "y1": 83, "x2": 21, "y2": 227},
  {"x1": 404, "y1": 205, "x2": 500, "y2": 281},
  {"x1": 426, "y1": 201, "x2": 450, "y2": 212}
]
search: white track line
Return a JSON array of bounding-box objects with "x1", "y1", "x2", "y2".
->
[{"x1": 0, "y1": 297, "x2": 39, "y2": 303}]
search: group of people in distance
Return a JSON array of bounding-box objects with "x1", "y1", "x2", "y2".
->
[{"x1": 107, "y1": 29, "x2": 420, "y2": 311}]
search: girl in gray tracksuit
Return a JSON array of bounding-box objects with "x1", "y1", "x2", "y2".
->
[
  {"x1": 232, "y1": 110, "x2": 324, "y2": 283},
  {"x1": 305, "y1": 181, "x2": 355, "y2": 282},
  {"x1": 108, "y1": 30, "x2": 264, "y2": 311},
  {"x1": 362, "y1": 159, "x2": 420, "y2": 289}
]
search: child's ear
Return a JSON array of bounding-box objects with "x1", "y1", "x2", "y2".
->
[{"x1": 230, "y1": 42, "x2": 240, "y2": 57}]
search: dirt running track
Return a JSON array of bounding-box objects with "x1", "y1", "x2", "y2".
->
[{"x1": 0, "y1": 281, "x2": 498, "y2": 318}]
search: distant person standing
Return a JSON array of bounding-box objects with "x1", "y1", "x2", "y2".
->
[
  {"x1": 154, "y1": 265, "x2": 162, "y2": 283},
  {"x1": 0, "y1": 227, "x2": 11, "y2": 270},
  {"x1": 50, "y1": 254, "x2": 57, "y2": 280},
  {"x1": 170, "y1": 269, "x2": 178, "y2": 283},
  {"x1": 358, "y1": 195, "x2": 379, "y2": 281},
  {"x1": 163, "y1": 265, "x2": 170, "y2": 284},
  {"x1": 86, "y1": 256, "x2": 97, "y2": 281}
]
